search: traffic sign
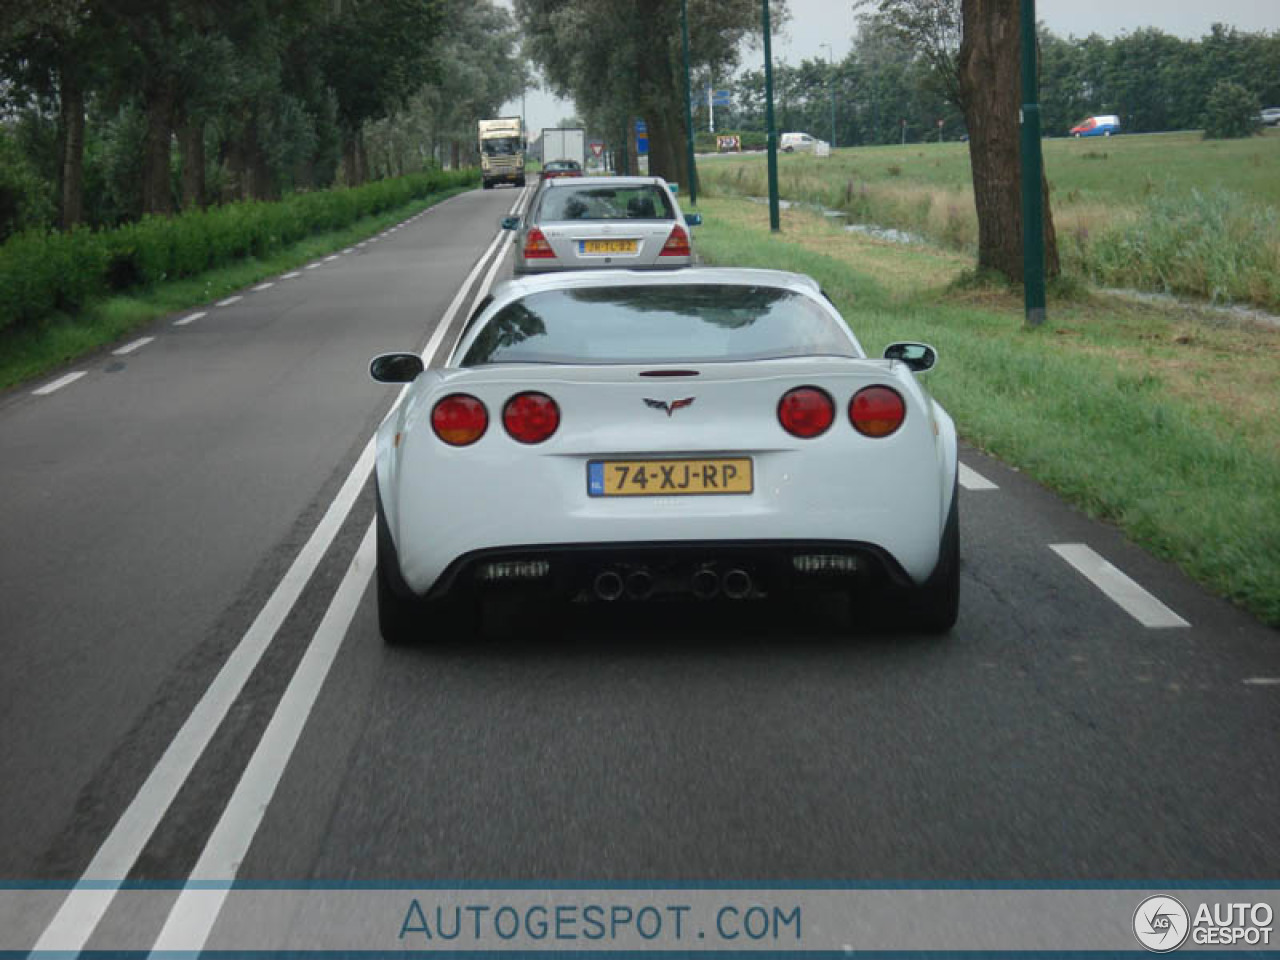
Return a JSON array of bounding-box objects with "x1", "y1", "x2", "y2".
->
[{"x1": 589, "y1": 140, "x2": 605, "y2": 157}]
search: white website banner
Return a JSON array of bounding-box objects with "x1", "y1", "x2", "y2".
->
[{"x1": 5, "y1": 887, "x2": 1277, "y2": 953}]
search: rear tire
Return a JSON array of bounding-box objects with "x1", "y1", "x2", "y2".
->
[
  {"x1": 376, "y1": 487, "x2": 480, "y2": 645},
  {"x1": 376, "y1": 488, "x2": 422, "y2": 645},
  {"x1": 907, "y1": 476, "x2": 960, "y2": 634}
]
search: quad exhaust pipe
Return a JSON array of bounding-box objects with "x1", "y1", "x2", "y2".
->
[{"x1": 593, "y1": 565, "x2": 754, "y2": 601}]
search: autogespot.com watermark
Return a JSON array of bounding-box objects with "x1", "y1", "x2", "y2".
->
[
  {"x1": 398, "y1": 899, "x2": 802, "y2": 945},
  {"x1": 1134, "y1": 894, "x2": 1274, "y2": 952}
]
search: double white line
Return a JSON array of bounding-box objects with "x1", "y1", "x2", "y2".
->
[{"x1": 33, "y1": 185, "x2": 531, "y2": 955}]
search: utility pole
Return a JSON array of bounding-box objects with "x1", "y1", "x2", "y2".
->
[
  {"x1": 1020, "y1": 0, "x2": 1047, "y2": 327},
  {"x1": 763, "y1": 0, "x2": 780, "y2": 231}
]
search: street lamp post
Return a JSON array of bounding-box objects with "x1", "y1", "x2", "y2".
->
[
  {"x1": 762, "y1": 0, "x2": 780, "y2": 231},
  {"x1": 1020, "y1": 0, "x2": 1047, "y2": 326},
  {"x1": 819, "y1": 43, "x2": 836, "y2": 149},
  {"x1": 681, "y1": 0, "x2": 698, "y2": 204}
]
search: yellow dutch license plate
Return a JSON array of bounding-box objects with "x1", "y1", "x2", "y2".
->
[
  {"x1": 587, "y1": 458, "x2": 753, "y2": 497},
  {"x1": 581, "y1": 239, "x2": 638, "y2": 255}
]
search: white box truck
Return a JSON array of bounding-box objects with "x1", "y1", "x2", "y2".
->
[
  {"x1": 540, "y1": 127, "x2": 587, "y2": 170},
  {"x1": 478, "y1": 117, "x2": 526, "y2": 189}
]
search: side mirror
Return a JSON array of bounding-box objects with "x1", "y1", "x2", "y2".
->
[
  {"x1": 883, "y1": 342, "x2": 937, "y2": 373},
  {"x1": 685, "y1": 213, "x2": 703, "y2": 227},
  {"x1": 668, "y1": 183, "x2": 679, "y2": 195},
  {"x1": 500, "y1": 216, "x2": 520, "y2": 230},
  {"x1": 370, "y1": 352, "x2": 425, "y2": 383}
]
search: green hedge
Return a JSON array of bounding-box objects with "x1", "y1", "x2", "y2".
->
[{"x1": 0, "y1": 168, "x2": 475, "y2": 331}]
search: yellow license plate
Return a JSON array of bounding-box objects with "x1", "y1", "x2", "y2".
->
[
  {"x1": 581, "y1": 239, "x2": 638, "y2": 255},
  {"x1": 587, "y1": 458, "x2": 753, "y2": 497}
]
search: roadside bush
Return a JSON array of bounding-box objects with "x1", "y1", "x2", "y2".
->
[
  {"x1": 0, "y1": 168, "x2": 474, "y2": 330},
  {"x1": 1081, "y1": 186, "x2": 1280, "y2": 309},
  {"x1": 1202, "y1": 81, "x2": 1261, "y2": 139}
]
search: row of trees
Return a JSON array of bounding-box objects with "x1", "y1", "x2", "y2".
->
[
  {"x1": 713, "y1": 18, "x2": 1280, "y2": 147},
  {"x1": 1, "y1": 0, "x2": 526, "y2": 240},
  {"x1": 513, "y1": 0, "x2": 788, "y2": 193}
]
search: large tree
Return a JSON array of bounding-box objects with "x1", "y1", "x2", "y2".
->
[
  {"x1": 866, "y1": 0, "x2": 1059, "y2": 282},
  {"x1": 957, "y1": 0, "x2": 1059, "y2": 281},
  {"x1": 515, "y1": 0, "x2": 784, "y2": 186}
]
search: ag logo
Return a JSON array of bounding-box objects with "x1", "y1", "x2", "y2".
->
[{"x1": 1133, "y1": 895, "x2": 1190, "y2": 952}]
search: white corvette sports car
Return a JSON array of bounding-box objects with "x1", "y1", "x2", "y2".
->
[{"x1": 371, "y1": 268, "x2": 959, "y2": 642}]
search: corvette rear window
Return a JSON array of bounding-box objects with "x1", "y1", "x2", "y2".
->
[{"x1": 460, "y1": 285, "x2": 857, "y2": 366}]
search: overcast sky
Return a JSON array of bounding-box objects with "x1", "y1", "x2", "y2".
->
[{"x1": 499, "y1": 0, "x2": 1280, "y2": 134}]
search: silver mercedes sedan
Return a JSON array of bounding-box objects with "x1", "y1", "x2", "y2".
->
[{"x1": 503, "y1": 175, "x2": 703, "y2": 274}]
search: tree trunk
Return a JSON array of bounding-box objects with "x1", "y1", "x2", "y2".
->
[
  {"x1": 141, "y1": 79, "x2": 176, "y2": 216},
  {"x1": 343, "y1": 135, "x2": 363, "y2": 186},
  {"x1": 59, "y1": 65, "x2": 85, "y2": 229},
  {"x1": 177, "y1": 116, "x2": 206, "y2": 210},
  {"x1": 958, "y1": 0, "x2": 1059, "y2": 281}
]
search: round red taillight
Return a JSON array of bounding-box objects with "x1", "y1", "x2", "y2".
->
[
  {"x1": 778, "y1": 387, "x2": 835, "y2": 438},
  {"x1": 431, "y1": 393, "x2": 488, "y2": 446},
  {"x1": 503, "y1": 391, "x2": 560, "y2": 444},
  {"x1": 850, "y1": 386, "x2": 906, "y2": 437}
]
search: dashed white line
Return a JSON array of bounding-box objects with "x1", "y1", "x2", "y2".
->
[
  {"x1": 323, "y1": 255, "x2": 339, "y2": 262},
  {"x1": 112, "y1": 337, "x2": 155, "y2": 356},
  {"x1": 959, "y1": 463, "x2": 998, "y2": 491},
  {"x1": 281, "y1": 271, "x2": 302, "y2": 280},
  {"x1": 342, "y1": 248, "x2": 354, "y2": 254},
  {"x1": 1242, "y1": 678, "x2": 1280, "y2": 686},
  {"x1": 173, "y1": 311, "x2": 206, "y2": 327},
  {"x1": 215, "y1": 295, "x2": 242, "y2": 307},
  {"x1": 1050, "y1": 543, "x2": 1190, "y2": 628},
  {"x1": 356, "y1": 242, "x2": 367, "y2": 248},
  {"x1": 304, "y1": 262, "x2": 321, "y2": 270},
  {"x1": 32, "y1": 371, "x2": 87, "y2": 396},
  {"x1": 252, "y1": 282, "x2": 275, "y2": 292}
]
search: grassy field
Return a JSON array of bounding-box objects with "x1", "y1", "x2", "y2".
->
[
  {"x1": 690, "y1": 194, "x2": 1280, "y2": 627},
  {"x1": 698, "y1": 130, "x2": 1280, "y2": 311},
  {"x1": 0, "y1": 185, "x2": 471, "y2": 393}
]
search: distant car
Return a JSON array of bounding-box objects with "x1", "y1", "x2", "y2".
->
[
  {"x1": 369, "y1": 268, "x2": 960, "y2": 643},
  {"x1": 1259, "y1": 108, "x2": 1280, "y2": 127},
  {"x1": 502, "y1": 175, "x2": 702, "y2": 274},
  {"x1": 540, "y1": 160, "x2": 583, "y2": 180},
  {"x1": 1070, "y1": 115, "x2": 1121, "y2": 138},
  {"x1": 780, "y1": 131, "x2": 826, "y2": 153}
]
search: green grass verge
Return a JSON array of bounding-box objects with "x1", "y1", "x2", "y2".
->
[
  {"x1": 0, "y1": 185, "x2": 471, "y2": 392},
  {"x1": 698, "y1": 130, "x2": 1280, "y2": 311},
  {"x1": 691, "y1": 195, "x2": 1280, "y2": 627}
]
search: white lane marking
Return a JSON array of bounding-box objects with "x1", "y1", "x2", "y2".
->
[
  {"x1": 252, "y1": 282, "x2": 274, "y2": 292},
  {"x1": 150, "y1": 524, "x2": 376, "y2": 952},
  {"x1": 420, "y1": 185, "x2": 530, "y2": 366},
  {"x1": 32, "y1": 440, "x2": 373, "y2": 954},
  {"x1": 32, "y1": 198, "x2": 521, "y2": 954},
  {"x1": 112, "y1": 337, "x2": 155, "y2": 357},
  {"x1": 356, "y1": 242, "x2": 367, "y2": 248},
  {"x1": 1050, "y1": 544, "x2": 1190, "y2": 628},
  {"x1": 215, "y1": 296, "x2": 242, "y2": 307},
  {"x1": 173, "y1": 311, "x2": 206, "y2": 327},
  {"x1": 342, "y1": 248, "x2": 354, "y2": 254},
  {"x1": 281, "y1": 271, "x2": 302, "y2": 280},
  {"x1": 1243, "y1": 678, "x2": 1280, "y2": 686},
  {"x1": 959, "y1": 462, "x2": 998, "y2": 491},
  {"x1": 323, "y1": 255, "x2": 338, "y2": 262},
  {"x1": 32, "y1": 371, "x2": 87, "y2": 396},
  {"x1": 305, "y1": 262, "x2": 322, "y2": 270}
]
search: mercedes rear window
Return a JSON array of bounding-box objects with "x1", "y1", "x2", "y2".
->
[
  {"x1": 536, "y1": 185, "x2": 674, "y2": 221},
  {"x1": 460, "y1": 285, "x2": 857, "y2": 366}
]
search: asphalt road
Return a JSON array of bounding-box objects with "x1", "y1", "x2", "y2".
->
[{"x1": 1, "y1": 181, "x2": 1277, "y2": 950}]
